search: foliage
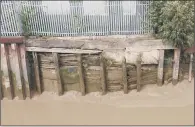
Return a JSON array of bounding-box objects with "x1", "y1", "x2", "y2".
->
[
  {"x1": 19, "y1": 5, "x2": 36, "y2": 38},
  {"x1": 148, "y1": 1, "x2": 194, "y2": 50}
]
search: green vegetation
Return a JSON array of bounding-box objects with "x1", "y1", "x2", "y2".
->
[
  {"x1": 19, "y1": 5, "x2": 36, "y2": 38},
  {"x1": 148, "y1": 1, "x2": 194, "y2": 50}
]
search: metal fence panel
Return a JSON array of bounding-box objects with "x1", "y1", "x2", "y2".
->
[{"x1": 1, "y1": 1, "x2": 151, "y2": 37}]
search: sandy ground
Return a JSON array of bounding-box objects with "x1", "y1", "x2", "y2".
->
[{"x1": 1, "y1": 79, "x2": 194, "y2": 125}]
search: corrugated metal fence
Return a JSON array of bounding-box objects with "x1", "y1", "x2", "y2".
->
[{"x1": 1, "y1": 1, "x2": 151, "y2": 37}]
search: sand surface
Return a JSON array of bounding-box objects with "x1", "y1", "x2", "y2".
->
[{"x1": 1, "y1": 79, "x2": 194, "y2": 125}]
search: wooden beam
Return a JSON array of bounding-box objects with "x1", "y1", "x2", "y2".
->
[
  {"x1": 77, "y1": 54, "x2": 86, "y2": 96},
  {"x1": 0, "y1": 36, "x2": 24, "y2": 44},
  {"x1": 19, "y1": 44, "x2": 31, "y2": 98},
  {"x1": 122, "y1": 57, "x2": 128, "y2": 94},
  {"x1": 172, "y1": 49, "x2": 181, "y2": 85},
  {"x1": 26, "y1": 47, "x2": 102, "y2": 54},
  {"x1": 188, "y1": 53, "x2": 193, "y2": 82},
  {"x1": 8, "y1": 44, "x2": 25, "y2": 99},
  {"x1": 32, "y1": 52, "x2": 42, "y2": 94},
  {"x1": 53, "y1": 53, "x2": 63, "y2": 96},
  {"x1": 100, "y1": 54, "x2": 107, "y2": 95},
  {"x1": 157, "y1": 49, "x2": 164, "y2": 86},
  {"x1": 1, "y1": 44, "x2": 14, "y2": 99},
  {"x1": 136, "y1": 53, "x2": 142, "y2": 92}
]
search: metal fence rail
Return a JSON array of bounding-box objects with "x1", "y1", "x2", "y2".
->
[{"x1": 1, "y1": 1, "x2": 151, "y2": 37}]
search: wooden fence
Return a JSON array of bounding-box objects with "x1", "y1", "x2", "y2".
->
[{"x1": 0, "y1": 36, "x2": 182, "y2": 100}]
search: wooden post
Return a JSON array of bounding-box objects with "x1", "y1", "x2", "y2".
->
[
  {"x1": 19, "y1": 44, "x2": 31, "y2": 98},
  {"x1": 1, "y1": 44, "x2": 15, "y2": 99},
  {"x1": 172, "y1": 49, "x2": 181, "y2": 85},
  {"x1": 77, "y1": 54, "x2": 85, "y2": 96},
  {"x1": 136, "y1": 53, "x2": 142, "y2": 92},
  {"x1": 188, "y1": 53, "x2": 193, "y2": 82},
  {"x1": 8, "y1": 44, "x2": 25, "y2": 100},
  {"x1": 0, "y1": 44, "x2": 2, "y2": 100},
  {"x1": 157, "y1": 49, "x2": 164, "y2": 86},
  {"x1": 32, "y1": 52, "x2": 42, "y2": 94},
  {"x1": 122, "y1": 56, "x2": 128, "y2": 94},
  {"x1": 100, "y1": 54, "x2": 107, "y2": 95},
  {"x1": 53, "y1": 53, "x2": 63, "y2": 96}
]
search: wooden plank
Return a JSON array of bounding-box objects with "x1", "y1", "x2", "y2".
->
[
  {"x1": 188, "y1": 53, "x2": 193, "y2": 82},
  {"x1": 32, "y1": 52, "x2": 42, "y2": 94},
  {"x1": 8, "y1": 44, "x2": 25, "y2": 99},
  {"x1": 0, "y1": 43, "x2": 2, "y2": 99},
  {"x1": 122, "y1": 57, "x2": 128, "y2": 94},
  {"x1": 100, "y1": 54, "x2": 107, "y2": 95},
  {"x1": 157, "y1": 49, "x2": 164, "y2": 86},
  {"x1": 77, "y1": 54, "x2": 86, "y2": 96},
  {"x1": 26, "y1": 47, "x2": 102, "y2": 54},
  {"x1": 19, "y1": 44, "x2": 31, "y2": 98},
  {"x1": 0, "y1": 36, "x2": 24, "y2": 44},
  {"x1": 172, "y1": 49, "x2": 181, "y2": 85},
  {"x1": 53, "y1": 53, "x2": 63, "y2": 96},
  {"x1": 136, "y1": 53, "x2": 142, "y2": 92},
  {"x1": 1, "y1": 44, "x2": 15, "y2": 99}
]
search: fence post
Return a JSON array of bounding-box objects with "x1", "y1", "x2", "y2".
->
[
  {"x1": 188, "y1": 53, "x2": 193, "y2": 82},
  {"x1": 100, "y1": 54, "x2": 107, "y2": 95},
  {"x1": 157, "y1": 49, "x2": 164, "y2": 86},
  {"x1": 77, "y1": 54, "x2": 86, "y2": 96},
  {"x1": 32, "y1": 52, "x2": 42, "y2": 94},
  {"x1": 172, "y1": 48, "x2": 181, "y2": 85},
  {"x1": 136, "y1": 53, "x2": 142, "y2": 92},
  {"x1": 53, "y1": 52, "x2": 63, "y2": 96},
  {"x1": 122, "y1": 56, "x2": 128, "y2": 94}
]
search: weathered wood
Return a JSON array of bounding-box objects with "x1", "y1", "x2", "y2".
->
[
  {"x1": 26, "y1": 47, "x2": 102, "y2": 54},
  {"x1": 157, "y1": 49, "x2": 164, "y2": 86},
  {"x1": 0, "y1": 36, "x2": 24, "y2": 44},
  {"x1": 136, "y1": 53, "x2": 142, "y2": 92},
  {"x1": 189, "y1": 53, "x2": 193, "y2": 82},
  {"x1": 32, "y1": 52, "x2": 42, "y2": 94},
  {"x1": 1, "y1": 44, "x2": 14, "y2": 99},
  {"x1": 0, "y1": 43, "x2": 2, "y2": 99},
  {"x1": 53, "y1": 53, "x2": 63, "y2": 96},
  {"x1": 122, "y1": 57, "x2": 128, "y2": 94},
  {"x1": 8, "y1": 44, "x2": 25, "y2": 99},
  {"x1": 100, "y1": 54, "x2": 107, "y2": 95},
  {"x1": 77, "y1": 54, "x2": 86, "y2": 96},
  {"x1": 19, "y1": 44, "x2": 31, "y2": 98},
  {"x1": 172, "y1": 49, "x2": 181, "y2": 85}
]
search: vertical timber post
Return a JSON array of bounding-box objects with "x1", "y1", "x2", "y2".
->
[
  {"x1": 53, "y1": 52, "x2": 63, "y2": 96},
  {"x1": 122, "y1": 56, "x2": 128, "y2": 94},
  {"x1": 1, "y1": 44, "x2": 14, "y2": 99},
  {"x1": 136, "y1": 53, "x2": 142, "y2": 92},
  {"x1": 157, "y1": 49, "x2": 164, "y2": 86},
  {"x1": 100, "y1": 54, "x2": 107, "y2": 95},
  {"x1": 32, "y1": 52, "x2": 42, "y2": 94},
  {"x1": 172, "y1": 49, "x2": 181, "y2": 85},
  {"x1": 78, "y1": 54, "x2": 85, "y2": 96},
  {"x1": 8, "y1": 44, "x2": 25, "y2": 100},
  {"x1": 188, "y1": 53, "x2": 193, "y2": 82}
]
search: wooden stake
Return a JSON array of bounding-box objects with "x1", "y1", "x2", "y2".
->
[
  {"x1": 189, "y1": 53, "x2": 193, "y2": 82},
  {"x1": 172, "y1": 49, "x2": 181, "y2": 85},
  {"x1": 100, "y1": 54, "x2": 107, "y2": 95},
  {"x1": 122, "y1": 57, "x2": 128, "y2": 94},
  {"x1": 32, "y1": 52, "x2": 42, "y2": 94},
  {"x1": 136, "y1": 53, "x2": 142, "y2": 92},
  {"x1": 157, "y1": 49, "x2": 164, "y2": 86},
  {"x1": 1, "y1": 44, "x2": 14, "y2": 99},
  {"x1": 8, "y1": 44, "x2": 25, "y2": 99},
  {"x1": 19, "y1": 44, "x2": 31, "y2": 98},
  {"x1": 77, "y1": 54, "x2": 85, "y2": 96},
  {"x1": 53, "y1": 53, "x2": 63, "y2": 96}
]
